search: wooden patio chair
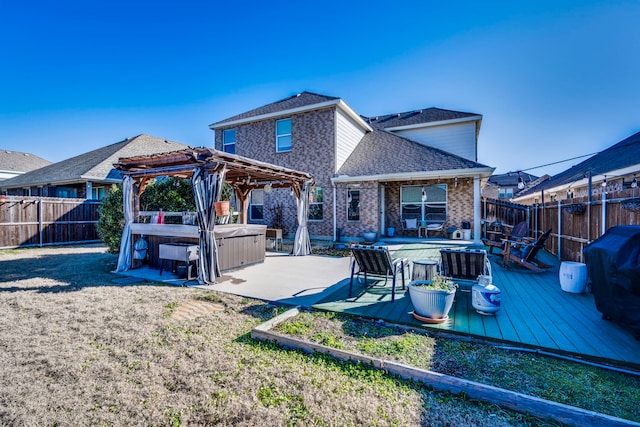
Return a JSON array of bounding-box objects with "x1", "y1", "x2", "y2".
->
[
  {"x1": 502, "y1": 229, "x2": 552, "y2": 273},
  {"x1": 349, "y1": 245, "x2": 409, "y2": 301},
  {"x1": 440, "y1": 248, "x2": 492, "y2": 289},
  {"x1": 484, "y1": 221, "x2": 528, "y2": 254}
]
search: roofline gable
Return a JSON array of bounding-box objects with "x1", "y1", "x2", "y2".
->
[
  {"x1": 381, "y1": 114, "x2": 483, "y2": 132},
  {"x1": 209, "y1": 99, "x2": 373, "y2": 132}
]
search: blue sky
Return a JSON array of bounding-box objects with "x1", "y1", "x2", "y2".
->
[{"x1": 1, "y1": 0, "x2": 638, "y2": 176}]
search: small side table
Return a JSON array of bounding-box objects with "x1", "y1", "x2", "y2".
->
[
  {"x1": 418, "y1": 226, "x2": 427, "y2": 238},
  {"x1": 412, "y1": 259, "x2": 438, "y2": 281}
]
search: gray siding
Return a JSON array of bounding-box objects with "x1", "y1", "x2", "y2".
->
[
  {"x1": 393, "y1": 121, "x2": 477, "y2": 161},
  {"x1": 335, "y1": 109, "x2": 366, "y2": 173}
]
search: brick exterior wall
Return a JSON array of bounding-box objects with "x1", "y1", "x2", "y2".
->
[
  {"x1": 382, "y1": 178, "x2": 475, "y2": 237},
  {"x1": 215, "y1": 108, "x2": 337, "y2": 238},
  {"x1": 334, "y1": 181, "x2": 379, "y2": 241},
  {"x1": 215, "y1": 108, "x2": 478, "y2": 241}
]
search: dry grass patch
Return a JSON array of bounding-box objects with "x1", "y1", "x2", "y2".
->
[
  {"x1": 0, "y1": 244, "x2": 539, "y2": 426},
  {"x1": 275, "y1": 310, "x2": 640, "y2": 423}
]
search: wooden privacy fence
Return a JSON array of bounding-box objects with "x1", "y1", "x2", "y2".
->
[
  {"x1": 483, "y1": 188, "x2": 640, "y2": 262},
  {"x1": 0, "y1": 195, "x2": 101, "y2": 249}
]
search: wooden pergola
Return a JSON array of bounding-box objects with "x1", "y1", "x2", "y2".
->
[
  {"x1": 114, "y1": 147, "x2": 314, "y2": 224},
  {"x1": 113, "y1": 147, "x2": 314, "y2": 284}
]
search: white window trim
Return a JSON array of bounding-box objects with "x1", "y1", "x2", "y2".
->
[
  {"x1": 400, "y1": 185, "x2": 447, "y2": 221},
  {"x1": 223, "y1": 128, "x2": 236, "y2": 153},
  {"x1": 249, "y1": 189, "x2": 264, "y2": 221},
  {"x1": 308, "y1": 186, "x2": 323, "y2": 222},
  {"x1": 346, "y1": 188, "x2": 360, "y2": 222},
  {"x1": 276, "y1": 118, "x2": 292, "y2": 153}
]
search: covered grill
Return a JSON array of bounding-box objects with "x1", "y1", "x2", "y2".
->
[{"x1": 583, "y1": 225, "x2": 640, "y2": 338}]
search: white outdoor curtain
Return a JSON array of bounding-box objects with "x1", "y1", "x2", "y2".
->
[
  {"x1": 292, "y1": 181, "x2": 311, "y2": 256},
  {"x1": 115, "y1": 175, "x2": 134, "y2": 272},
  {"x1": 192, "y1": 167, "x2": 225, "y2": 285}
]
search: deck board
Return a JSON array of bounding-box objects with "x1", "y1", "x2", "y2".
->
[{"x1": 312, "y1": 242, "x2": 640, "y2": 369}]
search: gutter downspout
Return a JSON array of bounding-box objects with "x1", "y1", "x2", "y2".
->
[{"x1": 332, "y1": 180, "x2": 337, "y2": 242}]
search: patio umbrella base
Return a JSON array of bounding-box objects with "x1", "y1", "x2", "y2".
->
[{"x1": 412, "y1": 311, "x2": 448, "y2": 324}]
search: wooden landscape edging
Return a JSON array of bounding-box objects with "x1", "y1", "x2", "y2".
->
[{"x1": 251, "y1": 308, "x2": 640, "y2": 427}]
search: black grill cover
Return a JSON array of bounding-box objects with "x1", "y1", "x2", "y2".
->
[{"x1": 583, "y1": 225, "x2": 640, "y2": 336}]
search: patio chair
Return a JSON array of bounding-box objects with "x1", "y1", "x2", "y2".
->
[
  {"x1": 440, "y1": 248, "x2": 492, "y2": 289},
  {"x1": 425, "y1": 213, "x2": 446, "y2": 237},
  {"x1": 349, "y1": 245, "x2": 409, "y2": 301},
  {"x1": 484, "y1": 221, "x2": 529, "y2": 254},
  {"x1": 401, "y1": 213, "x2": 420, "y2": 237},
  {"x1": 502, "y1": 229, "x2": 552, "y2": 273}
]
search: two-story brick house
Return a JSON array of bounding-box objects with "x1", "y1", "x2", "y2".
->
[{"x1": 210, "y1": 92, "x2": 494, "y2": 243}]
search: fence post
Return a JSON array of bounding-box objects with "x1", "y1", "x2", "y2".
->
[
  {"x1": 38, "y1": 199, "x2": 43, "y2": 247},
  {"x1": 602, "y1": 191, "x2": 607, "y2": 235},
  {"x1": 557, "y1": 199, "x2": 562, "y2": 260}
]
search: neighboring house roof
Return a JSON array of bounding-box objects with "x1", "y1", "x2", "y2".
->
[
  {"x1": 336, "y1": 129, "x2": 492, "y2": 180},
  {"x1": 0, "y1": 134, "x2": 189, "y2": 189},
  {"x1": 516, "y1": 130, "x2": 640, "y2": 198},
  {"x1": 487, "y1": 172, "x2": 539, "y2": 187},
  {"x1": 211, "y1": 91, "x2": 341, "y2": 127},
  {"x1": 0, "y1": 150, "x2": 51, "y2": 175},
  {"x1": 364, "y1": 107, "x2": 480, "y2": 130}
]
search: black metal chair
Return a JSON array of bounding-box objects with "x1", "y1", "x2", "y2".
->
[
  {"x1": 349, "y1": 245, "x2": 409, "y2": 301},
  {"x1": 440, "y1": 248, "x2": 492, "y2": 289}
]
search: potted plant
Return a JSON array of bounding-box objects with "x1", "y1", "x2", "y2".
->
[
  {"x1": 408, "y1": 275, "x2": 458, "y2": 323},
  {"x1": 214, "y1": 183, "x2": 234, "y2": 216}
]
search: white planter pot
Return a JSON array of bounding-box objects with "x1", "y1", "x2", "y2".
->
[{"x1": 408, "y1": 280, "x2": 456, "y2": 320}]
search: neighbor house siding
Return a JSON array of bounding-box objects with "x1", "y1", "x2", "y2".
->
[
  {"x1": 392, "y1": 121, "x2": 477, "y2": 161},
  {"x1": 335, "y1": 109, "x2": 366, "y2": 173}
]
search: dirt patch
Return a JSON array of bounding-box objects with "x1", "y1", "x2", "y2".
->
[{"x1": 171, "y1": 299, "x2": 225, "y2": 321}]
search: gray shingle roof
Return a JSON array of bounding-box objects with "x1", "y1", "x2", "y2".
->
[
  {"x1": 211, "y1": 91, "x2": 340, "y2": 127},
  {"x1": 488, "y1": 172, "x2": 539, "y2": 187},
  {"x1": 0, "y1": 134, "x2": 189, "y2": 189},
  {"x1": 337, "y1": 129, "x2": 489, "y2": 177},
  {"x1": 364, "y1": 107, "x2": 480, "y2": 129},
  {"x1": 0, "y1": 150, "x2": 51, "y2": 173},
  {"x1": 518, "y1": 130, "x2": 640, "y2": 195}
]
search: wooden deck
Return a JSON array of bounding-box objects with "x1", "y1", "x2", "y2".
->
[{"x1": 312, "y1": 243, "x2": 640, "y2": 369}]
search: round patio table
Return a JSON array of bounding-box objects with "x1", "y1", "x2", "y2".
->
[{"x1": 411, "y1": 259, "x2": 438, "y2": 281}]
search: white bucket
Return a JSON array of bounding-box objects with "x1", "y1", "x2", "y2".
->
[
  {"x1": 462, "y1": 229, "x2": 471, "y2": 240},
  {"x1": 559, "y1": 262, "x2": 588, "y2": 293}
]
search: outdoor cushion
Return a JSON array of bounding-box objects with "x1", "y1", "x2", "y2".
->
[{"x1": 405, "y1": 218, "x2": 417, "y2": 229}]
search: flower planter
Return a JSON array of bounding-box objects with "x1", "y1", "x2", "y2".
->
[
  {"x1": 408, "y1": 280, "x2": 456, "y2": 322},
  {"x1": 362, "y1": 231, "x2": 377, "y2": 243},
  {"x1": 214, "y1": 201, "x2": 230, "y2": 216}
]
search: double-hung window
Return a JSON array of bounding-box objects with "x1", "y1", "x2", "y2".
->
[
  {"x1": 223, "y1": 129, "x2": 236, "y2": 154},
  {"x1": 276, "y1": 118, "x2": 292, "y2": 152},
  {"x1": 499, "y1": 187, "x2": 513, "y2": 199},
  {"x1": 400, "y1": 185, "x2": 447, "y2": 221},
  {"x1": 249, "y1": 189, "x2": 264, "y2": 221},
  {"x1": 308, "y1": 186, "x2": 323, "y2": 220}
]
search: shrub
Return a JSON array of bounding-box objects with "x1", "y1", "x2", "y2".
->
[{"x1": 97, "y1": 184, "x2": 124, "y2": 254}]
